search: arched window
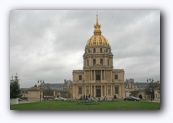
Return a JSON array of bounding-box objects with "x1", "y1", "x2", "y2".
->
[
  {"x1": 93, "y1": 48, "x2": 96, "y2": 53},
  {"x1": 100, "y1": 48, "x2": 102, "y2": 53}
]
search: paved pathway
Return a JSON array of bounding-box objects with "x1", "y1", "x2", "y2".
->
[{"x1": 19, "y1": 100, "x2": 38, "y2": 104}]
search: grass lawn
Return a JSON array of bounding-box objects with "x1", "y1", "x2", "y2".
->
[{"x1": 10, "y1": 100, "x2": 160, "y2": 110}]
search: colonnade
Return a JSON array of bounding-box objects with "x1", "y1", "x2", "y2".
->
[
  {"x1": 90, "y1": 70, "x2": 112, "y2": 82},
  {"x1": 73, "y1": 84, "x2": 121, "y2": 98}
]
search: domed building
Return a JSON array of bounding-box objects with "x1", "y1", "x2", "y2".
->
[{"x1": 72, "y1": 15, "x2": 125, "y2": 100}]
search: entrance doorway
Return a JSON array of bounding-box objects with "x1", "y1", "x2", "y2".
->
[
  {"x1": 96, "y1": 75, "x2": 100, "y2": 80},
  {"x1": 96, "y1": 86, "x2": 101, "y2": 97}
]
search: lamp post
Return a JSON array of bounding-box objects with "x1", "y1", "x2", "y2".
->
[
  {"x1": 38, "y1": 80, "x2": 44, "y2": 102},
  {"x1": 147, "y1": 78, "x2": 154, "y2": 101}
]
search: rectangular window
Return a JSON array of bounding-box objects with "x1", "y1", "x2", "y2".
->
[
  {"x1": 115, "y1": 74, "x2": 118, "y2": 80},
  {"x1": 78, "y1": 87, "x2": 82, "y2": 94},
  {"x1": 100, "y1": 59, "x2": 103, "y2": 65},
  {"x1": 107, "y1": 59, "x2": 109, "y2": 66},
  {"x1": 115, "y1": 87, "x2": 119, "y2": 94},
  {"x1": 87, "y1": 60, "x2": 89, "y2": 66},
  {"x1": 79, "y1": 75, "x2": 82, "y2": 80},
  {"x1": 93, "y1": 59, "x2": 96, "y2": 65},
  {"x1": 93, "y1": 48, "x2": 96, "y2": 53}
]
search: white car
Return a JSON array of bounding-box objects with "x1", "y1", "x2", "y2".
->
[
  {"x1": 54, "y1": 97, "x2": 66, "y2": 101},
  {"x1": 17, "y1": 98, "x2": 22, "y2": 101}
]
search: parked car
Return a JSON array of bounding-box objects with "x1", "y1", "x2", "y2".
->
[
  {"x1": 17, "y1": 98, "x2": 22, "y2": 101},
  {"x1": 54, "y1": 97, "x2": 66, "y2": 101},
  {"x1": 44, "y1": 96, "x2": 54, "y2": 100},
  {"x1": 124, "y1": 96, "x2": 140, "y2": 101}
]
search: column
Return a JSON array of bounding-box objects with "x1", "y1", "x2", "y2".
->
[
  {"x1": 82, "y1": 86, "x2": 84, "y2": 95},
  {"x1": 91, "y1": 70, "x2": 93, "y2": 80},
  {"x1": 104, "y1": 70, "x2": 106, "y2": 80},
  {"x1": 111, "y1": 85, "x2": 113, "y2": 97},
  {"x1": 73, "y1": 86, "x2": 75, "y2": 98},
  {"x1": 104, "y1": 70, "x2": 105, "y2": 80},
  {"x1": 94, "y1": 85, "x2": 96, "y2": 97},
  {"x1": 120, "y1": 84, "x2": 122, "y2": 98},
  {"x1": 101, "y1": 70, "x2": 102, "y2": 81},
  {"x1": 102, "y1": 85, "x2": 104, "y2": 97},
  {"x1": 101, "y1": 85, "x2": 102, "y2": 97},
  {"x1": 91, "y1": 85, "x2": 93, "y2": 96},
  {"x1": 105, "y1": 85, "x2": 107, "y2": 96},
  {"x1": 85, "y1": 85, "x2": 86, "y2": 95},
  {"x1": 94, "y1": 70, "x2": 95, "y2": 81},
  {"x1": 89, "y1": 85, "x2": 90, "y2": 95},
  {"x1": 111, "y1": 71, "x2": 112, "y2": 82}
]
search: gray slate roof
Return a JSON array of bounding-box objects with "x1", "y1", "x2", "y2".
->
[{"x1": 41, "y1": 83, "x2": 64, "y2": 91}]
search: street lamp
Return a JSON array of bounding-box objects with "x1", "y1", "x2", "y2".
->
[
  {"x1": 38, "y1": 80, "x2": 44, "y2": 102},
  {"x1": 147, "y1": 78, "x2": 154, "y2": 101}
]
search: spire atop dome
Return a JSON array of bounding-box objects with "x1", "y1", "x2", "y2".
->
[
  {"x1": 94, "y1": 14, "x2": 101, "y2": 35},
  {"x1": 96, "y1": 14, "x2": 99, "y2": 26}
]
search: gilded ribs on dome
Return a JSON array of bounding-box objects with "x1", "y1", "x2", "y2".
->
[{"x1": 87, "y1": 35, "x2": 109, "y2": 46}]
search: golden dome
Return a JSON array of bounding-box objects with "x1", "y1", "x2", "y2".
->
[{"x1": 86, "y1": 15, "x2": 109, "y2": 46}]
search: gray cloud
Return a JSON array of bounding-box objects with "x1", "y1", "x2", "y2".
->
[{"x1": 10, "y1": 10, "x2": 160, "y2": 87}]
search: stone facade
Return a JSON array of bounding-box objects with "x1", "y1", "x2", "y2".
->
[
  {"x1": 20, "y1": 82, "x2": 73, "y2": 101},
  {"x1": 125, "y1": 79, "x2": 160, "y2": 99},
  {"x1": 73, "y1": 15, "x2": 125, "y2": 100},
  {"x1": 27, "y1": 87, "x2": 43, "y2": 101}
]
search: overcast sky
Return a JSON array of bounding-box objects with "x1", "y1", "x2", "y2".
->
[{"x1": 10, "y1": 10, "x2": 160, "y2": 88}]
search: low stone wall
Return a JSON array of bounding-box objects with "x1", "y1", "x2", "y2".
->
[
  {"x1": 10, "y1": 98, "x2": 18, "y2": 105},
  {"x1": 27, "y1": 98, "x2": 40, "y2": 101}
]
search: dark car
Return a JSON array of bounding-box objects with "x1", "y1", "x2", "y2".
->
[{"x1": 124, "y1": 96, "x2": 140, "y2": 101}]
